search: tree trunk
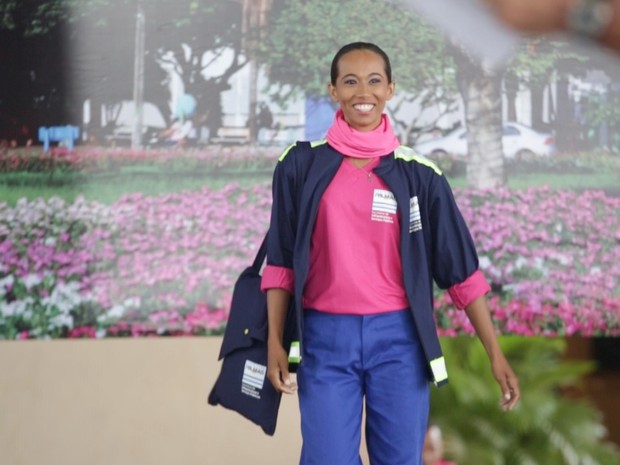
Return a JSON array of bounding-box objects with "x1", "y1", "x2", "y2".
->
[
  {"x1": 530, "y1": 81, "x2": 545, "y2": 131},
  {"x1": 465, "y1": 70, "x2": 506, "y2": 189},
  {"x1": 554, "y1": 70, "x2": 576, "y2": 152},
  {"x1": 451, "y1": 45, "x2": 506, "y2": 189},
  {"x1": 504, "y1": 73, "x2": 518, "y2": 122}
]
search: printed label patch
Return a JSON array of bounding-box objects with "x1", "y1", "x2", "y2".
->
[
  {"x1": 409, "y1": 196, "x2": 422, "y2": 232},
  {"x1": 372, "y1": 189, "x2": 397, "y2": 223},
  {"x1": 241, "y1": 359, "x2": 267, "y2": 399}
]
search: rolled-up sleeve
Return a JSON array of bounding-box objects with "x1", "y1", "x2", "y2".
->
[
  {"x1": 261, "y1": 265, "x2": 294, "y2": 293},
  {"x1": 447, "y1": 269, "x2": 490, "y2": 310}
]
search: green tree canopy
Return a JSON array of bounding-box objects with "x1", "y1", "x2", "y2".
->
[
  {"x1": 0, "y1": 0, "x2": 247, "y2": 141},
  {"x1": 260, "y1": 0, "x2": 455, "y2": 106}
]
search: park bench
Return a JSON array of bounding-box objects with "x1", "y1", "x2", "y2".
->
[
  {"x1": 210, "y1": 127, "x2": 250, "y2": 145},
  {"x1": 38, "y1": 125, "x2": 80, "y2": 152}
]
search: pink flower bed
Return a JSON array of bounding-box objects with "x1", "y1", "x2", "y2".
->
[
  {"x1": 439, "y1": 186, "x2": 620, "y2": 336},
  {"x1": 1, "y1": 184, "x2": 618, "y2": 338}
]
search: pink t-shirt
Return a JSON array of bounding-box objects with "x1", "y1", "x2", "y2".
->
[
  {"x1": 260, "y1": 161, "x2": 490, "y2": 310},
  {"x1": 302, "y1": 157, "x2": 409, "y2": 314},
  {"x1": 261, "y1": 112, "x2": 490, "y2": 310}
]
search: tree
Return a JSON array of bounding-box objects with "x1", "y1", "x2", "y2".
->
[
  {"x1": 260, "y1": 0, "x2": 457, "y2": 143},
  {"x1": 452, "y1": 46, "x2": 506, "y2": 189},
  {"x1": 260, "y1": 0, "x2": 507, "y2": 188},
  {"x1": 0, "y1": 0, "x2": 77, "y2": 143},
  {"x1": 440, "y1": 38, "x2": 587, "y2": 188},
  {"x1": 140, "y1": 0, "x2": 248, "y2": 137},
  {"x1": 505, "y1": 39, "x2": 589, "y2": 152},
  {"x1": 431, "y1": 337, "x2": 620, "y2": 464},
  {"x1": 65, "y1": 0, "x2": 248, "y2": 142},
  {"x1": 0, "y1": 0, "x2": 250, "y2": 144}
]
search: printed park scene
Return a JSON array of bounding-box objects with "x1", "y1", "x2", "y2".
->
[{"x1": 1, "y1": 0, "x2": 619, "y2": 338}]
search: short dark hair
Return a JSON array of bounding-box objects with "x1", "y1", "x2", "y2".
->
[{"x1": 330, "y1": 42, "x2": 392, "y2": 85}]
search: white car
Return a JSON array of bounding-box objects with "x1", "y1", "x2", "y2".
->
[{"x1": 413, "y1": 122, "x2": 555, "y2": 159}]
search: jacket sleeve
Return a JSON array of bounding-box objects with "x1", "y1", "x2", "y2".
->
[
  {"x1": 427, "y1": 172, "x2": 489, "y2": 304},
  {"x1": 260, "y1": 144, "x2": 300, "y2": 292}
]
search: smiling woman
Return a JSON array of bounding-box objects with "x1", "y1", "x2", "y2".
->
[{"x1": 260, "y1": 41, "x2": 520, "y2": 465}]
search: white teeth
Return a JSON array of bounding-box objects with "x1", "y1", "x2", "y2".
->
[{"x1": 354, "y1": 104, "x2": 374, "y2": 112}]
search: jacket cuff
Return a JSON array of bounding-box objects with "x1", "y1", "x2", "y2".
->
[
  {"x1": 261, "y1": 265, "x2": 294, "y2": 293},
  {"x1": 447, "y1": 269, "x2": 491, "y2": 310}
]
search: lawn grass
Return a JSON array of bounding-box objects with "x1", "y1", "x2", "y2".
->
[
  {"x1": 1, "y1": 166, "x2": 618, "y2": 207},
  {"x1": 0, "y1": 171, "x2": 272, "y2": 206},
  {"x1": 446, "y1": 171, "x2": 619, "y2": 192},
  {"x1": 507, "y1": 171, "x2": 620, "y2": 191}
]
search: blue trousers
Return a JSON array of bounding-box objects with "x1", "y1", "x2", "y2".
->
[{"x1": 297, "y1": 309, "x2": 430, "y2": 465}]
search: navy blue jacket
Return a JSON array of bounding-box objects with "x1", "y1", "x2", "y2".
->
[{"x1": 266, "y1": 140, "x2": 482, "y2": 386}]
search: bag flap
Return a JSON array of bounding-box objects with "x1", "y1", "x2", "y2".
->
[{"x1": 218, "y1": 266, "x2": 268, "y2": 360}]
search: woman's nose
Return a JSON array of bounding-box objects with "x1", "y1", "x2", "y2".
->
[{"x1": 355, "y1": 82, "x2": 370, "y2": 95}]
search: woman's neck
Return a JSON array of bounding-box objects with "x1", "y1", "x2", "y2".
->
[{"x1": 346, "y1": 156, "x2": 374, "y2": 168}]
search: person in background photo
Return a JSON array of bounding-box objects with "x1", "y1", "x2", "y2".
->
[
  {"x1": 159, "y1": 93, "x2": 198, "y2": 147},
  {"x1": 257, "y1": 102, "x2": 274, "y2": 131},
  {"x1": 262, "y1": 41, "x2": 520, "y2": 465},
  {"x1": 423, "y1": 423, "x2": 457, "y2": 465},
  {"x1": 159, "y1": 117, "x2": 194, "y2": 147},
  {"x1": 482, "y1": 0, "x2": 620, "y2": 52}
]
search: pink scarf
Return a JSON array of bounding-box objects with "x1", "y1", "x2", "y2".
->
[{"x1": 325, "y1": 108, "x2": 400, "y2": 158}]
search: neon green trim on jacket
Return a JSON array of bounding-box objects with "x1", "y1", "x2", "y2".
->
[
  {"x1": 394, "y1": 145, "x2": 443, "y2": 175},
  {"x1": 278, "y1": 143, "x2": 297, "y2": 161},
  {"x1": 288, "y1": 341, "x2": 301, "y2": 364},
  {"x1": 280, "y1": 141, "x2": 441, "y2": 177},
  {"x1": 430, "y1": 356, "x2": 448, "y2": 386},
  {"x1": 279, "y1": 140, "x2": 327, "y2": 161}
]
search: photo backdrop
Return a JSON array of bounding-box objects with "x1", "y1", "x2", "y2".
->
[{"x1": 1, "y1": 0, "x2": 619, "y2": 338}]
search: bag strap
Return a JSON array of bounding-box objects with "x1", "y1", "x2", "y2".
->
[{"x1": 251, "y1": 233, "x2": 269, "y2": 272}]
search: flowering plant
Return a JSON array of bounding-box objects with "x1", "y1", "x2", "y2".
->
[{"x1": 1, "y1": 182, "x2": 618, "y2": 338}]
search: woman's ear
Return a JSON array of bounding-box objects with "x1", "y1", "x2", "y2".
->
[
  {"x1": 328, "y1": 82, "x2": 338, "y2": 102},
  {"x1": 387, "y1": 80, "x2": 395, "y2": 101}
]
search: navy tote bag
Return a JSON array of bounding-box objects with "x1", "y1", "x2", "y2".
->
[{"x1": 208, "y1": 234, "x2": 294, "y2": 436}]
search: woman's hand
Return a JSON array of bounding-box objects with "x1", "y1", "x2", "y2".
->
[
  {"x1": 464, "y1": 295, "x2": 521, "y2": 411},
  {"x1": 266, "y1": 288, "x2": 297, "y2": 394},
  {"x1": 491, "y1": 353, "x2": 521, "y2": 411},
  {"x1": 267, "y1": 341, "x2": 298, "y2": 394}
]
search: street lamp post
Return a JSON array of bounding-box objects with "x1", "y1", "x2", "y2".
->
[{"x1": 131, "y1": 0, "x2": 145, "y2": 150}]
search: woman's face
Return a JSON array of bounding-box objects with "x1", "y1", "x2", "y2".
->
[{"x1": 328, "y1": 49, "x2": 395, "y2": 132}]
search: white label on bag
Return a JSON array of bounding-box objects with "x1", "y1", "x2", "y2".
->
[{"x1": 241, "y1": 360, "x2": 266, "y2": 399}]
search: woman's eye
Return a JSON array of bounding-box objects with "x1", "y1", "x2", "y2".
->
[
  {"x1": 369, "y1": 78, "x2": 381, "y2": 84},
  {"x1": 344, "y1": 79, "x2": 357, "y2": 85}
]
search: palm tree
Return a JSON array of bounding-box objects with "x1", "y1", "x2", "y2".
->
[{"x1": 431, "y1": 337, "x2": 620, "y2": 464}]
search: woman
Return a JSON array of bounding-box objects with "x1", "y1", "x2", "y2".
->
[{"x1": 261, "y1": 42, "x2": 520, "y2": 465}]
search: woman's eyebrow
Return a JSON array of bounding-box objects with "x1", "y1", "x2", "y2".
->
[{"x1": 340, "y1": 72, "x2": 383, "y2": 80}]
